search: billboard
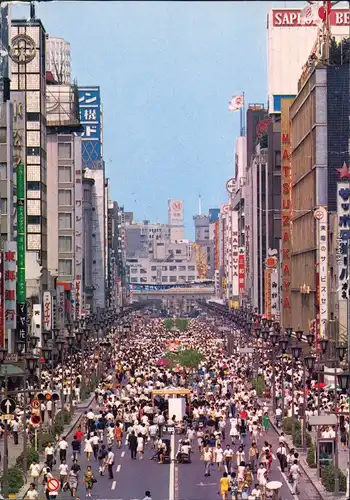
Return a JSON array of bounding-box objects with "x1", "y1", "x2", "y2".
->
[
  {"x1": 267, "y1": 8, "x2": 350, "y2": 113},
  {"x1": 209, "y1": 208, "x2": 220, "y2": 224},
  {"x1": 168, "y1": 200, "x2": 183, "y2": 226},
  {"x1": 315, "y1": 207, "x2": 328, "y2": 339},
  {"x1": 76, "y1": 87, "x2": 101, "y2": 169},
  {"x1": 43, "y1": 291, "x2": 52, "y2": 331}
]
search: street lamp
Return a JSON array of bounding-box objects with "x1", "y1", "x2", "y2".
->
[
  {"x1": 262, "y1": 328, "x2": 270, "y2": 342},
  {"x1": 337, "y1": 371, "x2": 350, "y2": 499},
  {"x1": 16, "y1": 341, "x2": 25, "y2": 355},
  {"x1": 291, "y1": 345, "x2": 302, "y2": 360},
  {"x1": 279, "y1": 338, "x2": 288, "y2": 353},
  {"x1": 42, "y1": 347, "x2": 52, "y2": 363},
  {"x1": 306, "y1": 332, "x2": 315, "y2": 347},
  {"x1": 320, "y1": 338, "x2": 329, "y2": 354},
  {"x1": 25, "y1": 354, "x2": 39, "y2": 374},
  {"x1": 305, "y1": 355, "x2": 316, "y2": 372},
  {"x1": 255, "y1": 325, "x2": 261, "y2": 339},
  {"x1": 286, "y1": 327, "x2": 293, "y2": 339},
  {"x1": 67, "y1": 334, "x2": 75, "y2": 414},
  {"x1": 75, "y1": 330, "x2": 83, "y2": 345},
  {"x1": 30, "y1": 335, "x2": 40, "y2": 350},
  {"x1": 295, "y1": 329, "x2": 303, "y2": 342},
  {"x1": 336, "y1": 345, "x2": 347, "y2": 362},
  {"x1": 53, "y1": 328, "x2": 60, "y2": 341},
  {"x1": 42, "y1": 331, "x2": 51, "y2": 344}
]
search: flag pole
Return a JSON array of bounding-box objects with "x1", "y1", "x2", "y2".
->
[{"x1": 240, "y1": 91, "x2": 245, "y2": 136}]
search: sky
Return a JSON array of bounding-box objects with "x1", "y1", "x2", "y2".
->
[{"x1": 14, "y1": 0, "x2": 303, "y2": 237}]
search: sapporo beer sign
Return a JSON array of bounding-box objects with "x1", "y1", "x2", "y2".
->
[{"x1": 272, "y1": 9, "x2": 350, "y2": 27}]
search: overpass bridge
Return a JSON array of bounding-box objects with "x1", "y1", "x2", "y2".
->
[{"x1": 131, "y1": 286, "x2": 214, "y2": 301}]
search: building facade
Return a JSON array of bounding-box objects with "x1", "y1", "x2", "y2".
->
[{"x1": 46, "y1": 36, "x2": 71, "y2": 85}]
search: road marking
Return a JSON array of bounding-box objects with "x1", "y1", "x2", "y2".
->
[
  {"x1": 278, "y1": 466, "x2": 300, "y2": 500},
  {"x1": 169, "y1": 432, "x2": 175, "y2": 500},
  {"x1": 117, "y1": 464, "x2": 121, "y2": 472},
  {"x1": 121, "y1": 451, "x2": 125, "y2": 458},
  {"x1": 111, "y1": 481, "x2": 117, "y2": 490}
]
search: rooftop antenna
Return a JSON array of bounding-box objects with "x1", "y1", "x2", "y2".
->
[
  {"x1": 30, "y1": 2, "x2": 36, "y2": 19},
  {"x1": 198, "y1": 194, "x2": 202, "y2": 216}
]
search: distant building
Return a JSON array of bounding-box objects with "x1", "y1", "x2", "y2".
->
[{"x1": 46, "y1": 36, "x2": 71, "y2": 85}]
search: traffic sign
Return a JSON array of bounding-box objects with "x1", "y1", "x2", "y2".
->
[
  {"x1": 0, "y1": 397, "x2": 16, "y2": 415},
  {"x1": 31, "y1": 414, "x2": 41, "y2": 427},
  {"x1": 31, "y1": 398, "x2": 40, "y2": 410},
  {"x1": 47, "y1": 477, "x2": 60, "y2": 493}
]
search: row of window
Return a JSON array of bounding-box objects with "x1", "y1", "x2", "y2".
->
[
  {"x1": 130, "y1": 264, "x2": 195, "y2": 273},
  {"x1": 130, "y1": 275, "x2": 196, "y2": 283}
]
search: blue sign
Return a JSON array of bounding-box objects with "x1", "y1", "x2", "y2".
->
[
  {"x1": 209, "y1": 208, "x2": 220, "y2": 223},
  {"x1": 272, "y1": 95, "x2": 296, "y2": 113},
  {"x1": 77, "y1": 87, "x2": 102, "y2": 169}
]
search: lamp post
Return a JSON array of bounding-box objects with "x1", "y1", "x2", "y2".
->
[
  {"x1": 67, "y1": 334, "x2": 75, "y2": 415},
  {"x1": 270, "y1": 331, "x2": 280, "y2": 413},
  {"x1": 279, "y1": 337, "x2": 289, "y2": 419},
  {"x1": 55, "y1": 339, "x2": 65, "y2": 410},
  {"x1": 23, "y1": 353, "x2": 39, "y2": 476}
]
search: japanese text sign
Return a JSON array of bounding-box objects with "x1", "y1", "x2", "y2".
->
[{"x1": 4, "y1": 242, "x2": 16, "y2": 329}]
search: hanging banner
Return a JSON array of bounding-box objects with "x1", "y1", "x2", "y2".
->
[
  {"x1": 43, "y1": 291, "x2": 52, "y2": 331},
  {"x1": 238, "y1": 247, "x2": 246, "y2": 295},
  {"x1": 17, "y1": 303, "x2": 27, "y2": 344},
  {"x1": 314, "y1": 207, "x2": 328, "y2": 338},
  {"x1": 280, "y1": 98, "x2": 294, "y2": 329},
  {"x1": 56, "y1": 285, "x2": 65, "y2": 329},
  {"x1": 75, "y1": 280, "x2": 81, "y2": 319},
  {"x1": 4, "y1": 242, "x2": 17, "y2": 329},
  {"x1": 265, "y1": 268, "x2": 272, "y2": 319},
  {"x1": 232, "y1": 210, "x2": 239, "y2": 296},
  {"x1": 0, "y1": 253, "x2": 4, "y2": 347},
  {"x1": 32, "y1": 304, "x2": 42, "y2": 343}
]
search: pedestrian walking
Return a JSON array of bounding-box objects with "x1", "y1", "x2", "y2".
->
[
  {"x1": 106, "y1": 447, "x2": 115, "y2": 479},
  {"x1": 83, "y1": 465, "x2": 96, "y2": 497}
]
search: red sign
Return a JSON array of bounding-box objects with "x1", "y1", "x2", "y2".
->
[
  {"x1": 0, "y1": 254, "x2": 4, "y2": 348},
  {"x1": 272, "y1": 9, "x2": 350, "y2": 27},
  {"x1": 47, "y1": 478, "x2": 60, "y2": 493},
  {"x1": 75, "y1": 280, "x2": 81, "y2": 318},
  {"x1": 238, "y1": 248, "x2": 246, "y2": 296},
  {"x1": 31, "y1": 398, "x2": 40, "y2": 410}
]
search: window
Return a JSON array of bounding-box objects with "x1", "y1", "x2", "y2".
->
[
  {"x1": 58, "y1": 189, "x2": 72, "y2": 206},
  {"x1": 140, "y1": 269, "x2": 147, "y2": 274},
  {"x1": 58, "y1": 166, "x2": 72, "y2": 183},
  {"x1": 58, "y1": 259, "x2": 72, "y2": 276},
  {"x1": 58, "y1": 213, "x2": 72, "y2": 229},
  {"x1": 162, "y1": 266, "x2": 168, "y2": 271},
  {"x1": 58, "y1": 236, "x2": 72, "y2": 253},
  {"x1": 169, "y1": 265, "x2": 177, "y2": 271},
  {"x1": 179, "y1": 276, "x2": 186, "y2": 281},
  {"x1": 58, "y1": 142, "x2": 72, "y2": 159},
  {"x1": 0, "y1": 198, "x2": 7, "y2": 214},
  {"x1": 188, "y1": 275, "x2": 195, "y2": 281},
  {"x1": 0, "y1": 163, "x2": 6, "y2": 180},
  {"x1": 151, "y1": 276, "x2": 156, "y2": 282},
  {"x1": 179, "y1": 265, "x2": 186, "y2": 271},
  {"x1": 162, "y1": 276, "x2": 168, "y2": 282},
  {"x1": 188, "y1": 265, "x2": 195, "y2": 271},
  {"x1": 169, "y1": 276, "x2": 177, "y2": 282},
  {"x1": 140, "y1": 277, "x2": 147, "y2": 283},
  {"x1": 176, "y1": 249, "x2": 181, "y2": 254},
  {"x1": 151, "y1": 266, "x2": 157, "y2": 271},
  {"x1": 130, "y1": 277, "x2": 138, "y2": 283},
  {"x1": 130, "y1": 268, "x2": 138, "y2": 274}
]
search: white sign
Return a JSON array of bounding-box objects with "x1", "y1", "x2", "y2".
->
[
  {"x1": 4, "y1": 242, "x2": 17, "y2": 329},
  {"x1": 168, "y1": 200, "x2": 183, "y2": 226},
  {"x1": 226, "y1": 177, "x2": 237, "y2": 195},
  {"x1": 32, "y1": 304, "x2": 42, "y2": 346},
  {"x1": 315, "y1": 207, "x2": 328, "y2": 338},
  {"x1": 337, "y1": 181, "x2": 349, "y2": 300},
  {"x1": 220, "y1": 204, "x2": 229, "y2": 215},
  {"x1": 43, "y1": 291, "x2": 52, "y2": 331}
]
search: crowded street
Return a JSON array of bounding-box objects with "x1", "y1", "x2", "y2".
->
[{"x1": 13, "y1": 311, "x2": 332, "y2": 500}]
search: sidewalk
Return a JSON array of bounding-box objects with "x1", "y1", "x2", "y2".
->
[
  {"x1": 16, "y1": 393, "x2": 95, "y2": 499},
  {"x1": 266, "y1": 403, "x2": 348, "y2": 500}
]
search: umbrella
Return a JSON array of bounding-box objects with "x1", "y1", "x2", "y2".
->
[{"x1": 314, "y1": 382, "x2": 326, "y2": 389}]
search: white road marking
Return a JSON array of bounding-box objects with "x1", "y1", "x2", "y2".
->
[
  {"x1": 117, "y1": 464, "x2": 121, "y2": 472},
  {"x1": 169, "y1": 432, "x2": 175, "y2": 500},
  {"x1": 121, "y1": 451, "x2": 125, "y2": 458},
  {"x1": 278, "y1": 466, "x2": 300, "y2": 500},
  {"x1": 111, "y1": 481, "x2": 117, "y2": 490}
]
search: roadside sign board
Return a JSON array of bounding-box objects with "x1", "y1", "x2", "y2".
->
[
  {"x1": 47, "y1": 477, "x2": 60, "y2": 492},
  {"x1": 31, "y1": 398, "x2": 40, "y2": 410},
  {"x1": 0, "y1": 397, "x2": 16, "y2": 415},
  {"x1": 31, "y1": 414, "x2": 41, "y2": 427}
]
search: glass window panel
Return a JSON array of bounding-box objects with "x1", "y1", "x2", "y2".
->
[
  {"x1": 58, "y1": 213, "x2": 72, "y2": 229},
  {"x1": 58, "y1": 166, "x2": 72, "y2": 183},
  {"x1": 58, "y1": 189, "x2": 72, "y2": 206},
  {"x1": 58, "y1": 235, "x2": 72, "y2": 253}
]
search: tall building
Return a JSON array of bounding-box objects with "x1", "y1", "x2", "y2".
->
[
  {"x1": 46, "y1": 36, "x2": 71, "y2": 84},
  {"x1": 267, "y1": 6, "x2": 349, "y2": 113},
  {"x1": 168, "y1": 200, "x2": 184, "y2": 242}
]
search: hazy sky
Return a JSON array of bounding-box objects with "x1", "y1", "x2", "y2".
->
[{"x1": 14, "y1": 0, "x2": 303, "y2": 236}]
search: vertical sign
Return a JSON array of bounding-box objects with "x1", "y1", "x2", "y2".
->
[
  {"x1": 231, "y1": 210, "x2": 239, "y2": 296},
  {"x1": 0, "y1": 253, "x2": 4, "y2": 347},
  {"x1": 43, "y1": 291, "x2": 52, "y2": 331},
  {"x1": 32, "y1": 304, "x2": 42, "y2": 344},
  {"x1": 56, "y1": 285, "x2": 65, "y2": 329},
  {"x1": 314, "y1": 207, "x2": 328, "y2": 338},
  {"x1": 76, "y1": 87, "x2": 101, "y2": 170},
  {"x1": 270, "y1": 268, "x2": 280, "y2": 320},
  {"x1": 75, "y1": 160, "x2": 83, "y2": 320},
  {"x1": 336, "y1": 163, "x2": 350, "y2": 299},
  {"x1": 17, "y1": 163, "x2": 26, "y2": 303},
  {"x1": 4, "y1": 242, "x2": 16, "y2": 329},
  {"x1": 280, "y1": 98, "x2": 294, "y2": 329},
  {"x1": 264, "y1": 268, "x2": 272, "y2": 319},
  {"x1": 238, "y1": 247, "x2": 246, "y2": 296}
]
